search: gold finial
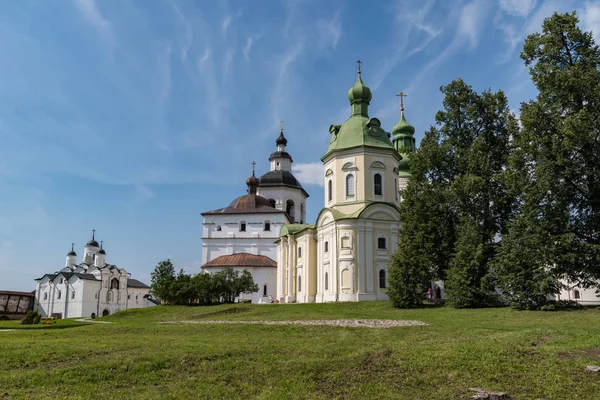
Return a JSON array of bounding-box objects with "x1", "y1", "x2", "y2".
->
[
  {"x1": 279, "y1": 120, "x2": 284, "y2": 133},
  {"x1": 356, "y1": 59, "x2": 362, "y2": 76},
  {"x1": 396, "y1": 92, "x2": 407, "y2": 117},
  {"x1": 92, "y1": 229, "x2": 96, "y2": 240},
  {"x1": 251, "y1": 161, "x2": 256, "y2": 176},
  {"x1": 100, "y1": 240, "x2": 103, "y2": 249}
]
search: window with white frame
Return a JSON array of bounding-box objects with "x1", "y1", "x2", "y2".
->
[
  {"x1": 377, "y1": 237, "x2": 387, "y2": 249},
  {"x1": 240, "y1": 221, "x2": 246, "y2": 232},
  {"x1": 346, "y1": 174, "x2": 355, "y2": 197},
  {"x1": 264, "y1": 221, "x2": 271, "y2": 231},
  {"x1": 374, "y1": 173, "x2": 382, "y2": 196}
]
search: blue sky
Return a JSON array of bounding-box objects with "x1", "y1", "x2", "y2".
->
[{"x1": 1, "y1": 0, "x2": 599, "y2": 291}]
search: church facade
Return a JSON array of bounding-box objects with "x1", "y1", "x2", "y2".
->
[
  {"x1": 201, "y1": 131, "x2": 308, "y2": 303},
  {"x1": 276, "y1": 66, "x2": 416, "y2": 303},
  {"x1": 34, "y1": 232, "x2": 157, "y2": 319}
]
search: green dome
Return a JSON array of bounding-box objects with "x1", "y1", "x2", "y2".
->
[
  {"x1": 347, "y1": 75, "x2": 372, "y2": 104},
  {"x1": 392, "y1": 115, "x2": 415, "y2": 137}
]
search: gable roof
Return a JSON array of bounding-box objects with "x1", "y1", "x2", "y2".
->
[
  {"x1": 202, "y1": 253, "x2": 277, "y2": 268},
  {"x1": 127, "y1": 279, "x2": 150, "y2": 288}
]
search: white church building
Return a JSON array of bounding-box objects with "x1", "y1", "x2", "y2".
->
[
  {"x1": 34, "y1": 232, "x2": 158, "y2": 319},
  {"x1": 200, "y1": 130, "x2": 309, "y2": 303},
  {"x1": 200, "y1": 64, "x2": 418, "y2": 304}
]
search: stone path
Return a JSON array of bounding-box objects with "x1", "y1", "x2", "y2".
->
[
  {"x1": 75, "y1": 318, "x2": 113, "y2": 324},
  {"x1": 0, "y1": 329, "x2": 15, "y2": 332},
  {"x1": 161, "y1": 319, "x2": 427, "y2": 328}
]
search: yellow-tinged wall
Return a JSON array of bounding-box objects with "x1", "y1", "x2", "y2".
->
[{"x1": 323, "y1": 148, "x2": 400, "y2": 213}]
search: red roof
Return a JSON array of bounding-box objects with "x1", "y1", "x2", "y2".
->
[{"x1": 202, "y1": 253, "x2": 277, "y2": 268}]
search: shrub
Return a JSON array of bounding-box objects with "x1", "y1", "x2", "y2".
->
[{"x1": 21, "y1": 310, "x2": 42, "y2": 325}]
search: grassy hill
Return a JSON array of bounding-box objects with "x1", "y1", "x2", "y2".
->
[{"x1": 1, "y1": 302, "x2": 600, "y2": 399}]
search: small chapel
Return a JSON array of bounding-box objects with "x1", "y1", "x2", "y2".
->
[
  {"x1": 34, "y1": 231, "x2": 158, "y2": 318},
  {"x1": 200, "y1": 62, "x2": 418, "y2": 304}
]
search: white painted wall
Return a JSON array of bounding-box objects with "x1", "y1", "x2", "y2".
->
[
  {"x1": 201, "y1": 266, "x2": 277, "y2": 304},
  {"x1": 202, "y1": 212, "x2": 288, "y2": 265}
]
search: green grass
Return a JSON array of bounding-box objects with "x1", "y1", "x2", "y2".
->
[{"x1": 1, "y1": 303, "x2": 600, "y2": 399}]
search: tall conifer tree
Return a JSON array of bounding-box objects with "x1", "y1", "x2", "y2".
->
[{"x1": 495, "y1": 12, "x2": 600, "y2": 306}]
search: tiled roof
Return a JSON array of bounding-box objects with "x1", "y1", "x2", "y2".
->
[
  {"x1": 202, "y1": 253, "x2": 277, "y2": 268},
  {"x1": 127, "y1": 279, "x2": 150, "y2": 288}
]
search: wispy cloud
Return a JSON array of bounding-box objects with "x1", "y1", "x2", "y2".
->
[
  {"x1": 315, "y1": 11, "x2": 342, "y2": 49},
  {"x1": 222, "y1": 15, "x2": 233, "y2": 35},
  {"x1": 73, "y1": 0, "x2": 116, "y2": 57},
  {"x1": 580, "y1": 1, "x2": 600, "y2": 42},
  {"x1": 371, "y1": 0, "x2": 441, "y2": 91},
  {"x1": 243, "y1": 35, "x2": 261, "y2": 61},
  {"x1": 293, "y1": 162, "x2": 324, "y2": 186},
  {"x1": 499, "y1": 0, "x2": 537, "y2": 17}
]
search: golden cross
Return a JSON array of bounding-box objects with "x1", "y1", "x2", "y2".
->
[
  {"x1": 356, "y1": 59, "x2": 362, "y2": 74},
  {"x1": 279, "y1": 120, "x2": 284, "y2": 132},
  {"x1": 251, "y1": 161, "x2": 256, "y2": 175},
  {"x1": 396, "y1": 92, "x2": 407, "y2": 115}
]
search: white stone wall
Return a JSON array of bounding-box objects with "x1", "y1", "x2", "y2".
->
[
  {"x1": 202, "y1": 212, "x2": 288, "y2": 265},
  {"x1": 201, "y1": 266, "x2": 277, "y2": 304},
  {"x1": 559, "y1": 285, "x2": 600, "y2": 305},
  {"x1": 257, "y1": 186, "x2": 307, "y2": 224}
]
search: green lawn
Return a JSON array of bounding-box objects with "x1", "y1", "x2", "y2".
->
[{"x1": 1, "y1": 302, "x2": 600, "y2": 399}]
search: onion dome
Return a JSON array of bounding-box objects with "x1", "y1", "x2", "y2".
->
[
  {"x1": 86, "y1": 230, "x2": 99, "y2": 247},
  {"x1": 323, "y1": 62, "x2": 394, "y2": 159},
  {"x1": 67, "y1": 243, "x2": 77, "y2": 257},
  {"x1": 97, "y1": 241, "x2": 106, "y2": 255},
  {"x1": 392, "y1": 115, "x2": 415, "y2": 137},
  {"x1": 276, "y1": 131, "x2": 288, "y2": 146},
  {"x1": 347, "y1": 73, "x2": 372, "y2": 105},
  {"x1": 246, "y1": 174, "x2": 260, "y2": 191},
  {"x1": 391, "y1": 95, "x2": 416, "y2": 177}
]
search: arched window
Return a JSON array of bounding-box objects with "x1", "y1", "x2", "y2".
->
[
  {"x1": 268, "y1": 198, "x2": 276, "y2": 208},
  {"x1": 300, "y1": 203, "x2": 304, "y2": 224},
  {"x1": 298, "y1": 276, "x2": 302, "y2": 292},
  {"x1": 324, "y1": 241, "x2": 329, "y2": 253},
  {"x1": 43, "y1": 292, "x2": 48, "y2": 300},
  {"x1": 110, "y1": 278, "x2": 119, "y2": 290},
  {"x1": 346, "y1": 174, "x2": 355, "y2": 196},
  {"x1": 379, "y1": 270, "x2": 386, "y2": 288},
  {"x1": 107, "y1": 291, "x2": 112, "y2": 302},
  {"x1": 263, "y1": 284, "x2": 268, "y2": 296},
  {"x1": 298, "y1": 247, "x2": 302, "y2": 258},
  {"x1": 286, "y1": 200, "x2": 295, "y2": 222},
  {"x1": 328, "y1": 180, "x2": 333, "y2": 202},
  {"x1": 574, "y1": 290, "x2": 581, "y2": 299},
  {"x1": 325, "y1": 272, "x2": 328, "y2": 291},
  {"x1": 216, "y1": 225, "x2": 222, "y2": 231},
  {"x1": 374, "y1": 173, "x2": 382, "y2": 196}
]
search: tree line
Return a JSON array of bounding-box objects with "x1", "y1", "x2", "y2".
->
[
  {"x1": 150, "y1": 260, "x2": 259, "y2": 305},
  {"x1": 388, "y1": 12, "x2": 600, "y2": 310}
]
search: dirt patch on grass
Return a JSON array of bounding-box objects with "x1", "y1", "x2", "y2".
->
[
  {"x1": 162, "y1": 319, "x2": 427, "y2": 328},
  {"x1": 558, "y1": 347, "x2": 600, "y2": 362},
  {"x1": 190, "y1": 307, "x2": 252, "y2": 319}
]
